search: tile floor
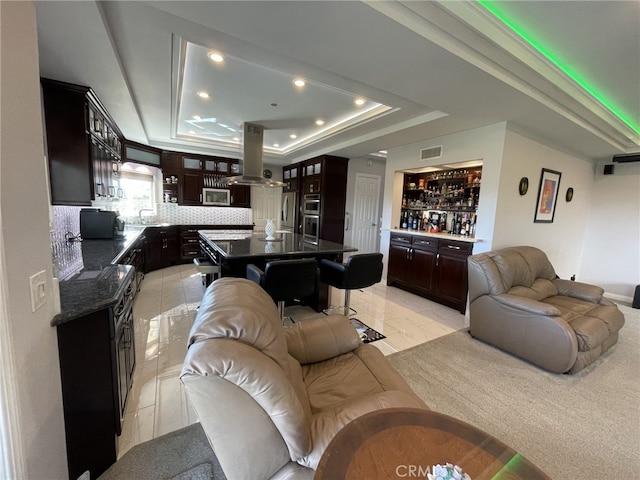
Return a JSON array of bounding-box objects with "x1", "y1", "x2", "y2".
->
[{"x1": 118, "y1": 263, "x2": 468, "y2": 457}]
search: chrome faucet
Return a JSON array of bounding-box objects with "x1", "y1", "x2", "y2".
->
[{"x1": 138, "y1": 208, "x2": 155, "y2": 224}]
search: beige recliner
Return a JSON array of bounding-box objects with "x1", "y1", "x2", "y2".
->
[
  {"x1": 180, "y1": 277, "x2": 427, "y2": 479},
  {"x1": 467, "y1": 246, "x2": 625, "y2": 374}
]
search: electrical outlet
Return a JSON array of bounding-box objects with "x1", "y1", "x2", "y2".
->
[{"x1": 29, "y1": 270, "x2": 48, "y2": 313}]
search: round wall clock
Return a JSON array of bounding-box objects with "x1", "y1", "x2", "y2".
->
[
  {"x1": 263, "y1": 169, "x2": 272, "y2": 179},
  {"x1": 518, "y1": 177, "x2": 529, "y2": 195}
]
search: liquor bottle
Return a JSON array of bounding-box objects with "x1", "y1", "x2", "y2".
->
[
  {"x1": 401, "y1": 211, "x2": 408, "y2": 229},
  {"x1": 439, "y1": 212, "x2": 447, "y2": 232},
  {"x1": 402, "y1": 195, "x2": 407, "y2": 208},
  {"x1": 407, "y1": 212, "x2": 414, "y2": 230},
  {"x1": 413, "y1": 215, "x2": 419, "y2": 230}
]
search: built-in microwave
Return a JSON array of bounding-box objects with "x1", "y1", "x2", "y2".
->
[
  {"x1": 303, "y1": 194, "x2": 321, "y2": 215},
  {"x1": 202, "y1": 188, "x2": 230, "y2": 206}
]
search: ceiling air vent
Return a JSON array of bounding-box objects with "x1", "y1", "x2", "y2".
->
[{"x1": 420, "y1": 145, "x2": 443, "y2": 161}]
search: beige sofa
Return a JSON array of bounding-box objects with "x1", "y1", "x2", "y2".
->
[
  {"x1": 468, "y1": 246, "x2": 625, "y2": 374},
  {"x1": 180, "y1": 277, "x2": 427, "y2": 479}
]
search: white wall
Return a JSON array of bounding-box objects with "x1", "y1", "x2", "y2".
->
[
  {"x1": 0, "y1": 2, "x2": 68, "y2": 478},
  {"x1": 494, "y1": 129, "x2": 594, "y2": 279},
  {"x1": 580, "y1": 160, "x2": 640, "y2": 300},
  {"x1": 344, "y1": 156, "x2": 386, "y2": 250}
]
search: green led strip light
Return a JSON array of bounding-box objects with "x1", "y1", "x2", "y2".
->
[{"x1": 478, "y1": 0, "x2": 640, "y2": 134}]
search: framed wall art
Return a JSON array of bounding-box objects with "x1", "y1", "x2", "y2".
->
[{"x1": 534, "y1": 168, "x2": 561, "y2": 223}]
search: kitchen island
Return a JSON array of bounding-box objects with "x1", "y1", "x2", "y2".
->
[{"x1": 198, "y1": 230, "x2": 357, "y2": 310}]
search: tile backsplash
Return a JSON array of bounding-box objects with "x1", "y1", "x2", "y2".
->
[
  {"x1": 51, "y1": 204, "x2": 253, "y2": 237},
  {"x1": 155, "y1": 204, "x2": 253, "y2": 225}
]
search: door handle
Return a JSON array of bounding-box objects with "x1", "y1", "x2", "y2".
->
[{"x1": 436, "y1": 253, "x2": 440, "y2": 266}]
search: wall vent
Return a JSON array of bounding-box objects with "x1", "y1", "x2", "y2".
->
[{"x1": 420, "y1": 145, "x2": 442, "y2": 161}]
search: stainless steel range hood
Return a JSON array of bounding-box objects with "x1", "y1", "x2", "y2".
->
[{"x1": 226, "y1": 123, "x2": 285, "y2": 187}]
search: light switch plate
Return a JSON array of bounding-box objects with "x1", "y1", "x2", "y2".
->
[{"x1": 29, "y1": 270, "x2": 47, "y2": 313}]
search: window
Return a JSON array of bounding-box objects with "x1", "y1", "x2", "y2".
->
[{"x1": 119, "y1": 170, "x2": 155, "y2": 217}]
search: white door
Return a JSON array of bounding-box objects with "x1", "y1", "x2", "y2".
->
[
  {"x1": 352, "y1": 174, "x2": 381, "y2": 253},
  {"x1": 251, "y1": 186, "x2": 281, "y2": 231}
]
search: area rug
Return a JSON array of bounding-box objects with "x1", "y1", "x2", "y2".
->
[
  {"x1": 388, "y1": 304, "x2": 640, "y2": 480},
  {"x1": 98, "y1": 423, "x2": 226, "y2": 480},
  {"x1": 350, "y1": 317, "x2": 386, "y2": 343}
]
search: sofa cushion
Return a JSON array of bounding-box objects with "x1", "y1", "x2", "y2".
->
[
  {"x1": 508, "y1": 277, "x2": 558, "y2": 301},
  {"x1": 544, "y1": 296, "x2": 626, "y2": 351},
  {"x1": 285, "y1": 314, "x2": 360, "y2": 365},
  {"x1": 492, "y1": 246, "x2": 556, "y2": 290},
  {"x1": 188, "y1": 278, "x2": 292, "y2": 377},
  {"x1": 182, "y1": 338, "x2": 312, "y2": 460},
  {"x1": 300, "y1": 390, "x2": 428, "y2": 470}
]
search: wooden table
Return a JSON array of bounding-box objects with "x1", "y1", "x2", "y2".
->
[{"x1": 314, "y1": 408, "x2": 550, "y2": 480}]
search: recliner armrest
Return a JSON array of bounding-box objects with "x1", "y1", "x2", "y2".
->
[
  {"x1": 285, "y1": 314, "x2": 360, "y2": 364},
  {"x1": 492, "y1": 293, "x2": 561, "y2": 316},
  {"x1": 246, "y1": 264, "x2": 266, "y2": 286},
  {"x1": 553, "y1": 278, "x2": 604, "y2": 304}
]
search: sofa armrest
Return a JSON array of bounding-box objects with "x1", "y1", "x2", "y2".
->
[
  {"x1": 553, "y1": 278, "x2": 604, "y2": 304},
  {"x1": 285, "y1": 314, "x2": 360, "y2": 364},
  {"x1": 493, "y1": 293, "x2": 562, "y2": 316}
]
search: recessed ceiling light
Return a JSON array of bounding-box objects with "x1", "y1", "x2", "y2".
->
[
  {"x1": 207, "y1": 52, "x2": 224, "y2": 63},
  {"x1": 354, "y1": 97, "x2": 366, "y2": 106},
  {"x1": 293, "y1": 78, "x2": 306, "y2": 87},
  {"x1": 289, "y1": 134, "x2": 297, "y2": 139},
  {"x1": 233, "y1": 137, "x2": 240, "y2": 142},
  {"x1": 197, "y1": 91, "x2": 210, "y2": 99},
  {"x1": 188, "y1": 130, "x2": 196, "y2": 135},
  {"x1": 192, "y1": 115, "x2": 202, "y2": 120},
  {"x1": 273, "y1": 143, "x2": 280, "y2": 147},
  {"x1": 315, "y1": 119, "x2": 325, "y2": 126}
]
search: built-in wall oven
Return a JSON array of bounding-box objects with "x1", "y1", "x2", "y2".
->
[
  {"x1": 302, "y1": 194, "x2": 321, "y2": 244},
  {"x1": 303, "y1": 214, "x2": 320, "y2": 245}
]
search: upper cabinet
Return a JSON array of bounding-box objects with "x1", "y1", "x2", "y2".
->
[
  {"x1": 160, "y1": 151, "x2": 250, "y2": 207},
  {"x1": 42, "y1": 78, "x2": 123, "y2": 205}
]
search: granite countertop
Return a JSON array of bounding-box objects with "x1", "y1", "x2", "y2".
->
[
  {"x1": 199, "y1": 230, "x2": 357, "y2": 259},
  {"x1": 389, "y1": 228, "x2": 481, "y2": 243},
  {"x1": 51, "y1": 230, "x2": 142, "y2": 326},
  {"x1": 51, "y1": 224, "x2": 255, "y2": 326}
]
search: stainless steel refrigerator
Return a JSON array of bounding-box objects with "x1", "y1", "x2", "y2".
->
[{"x1": 281, "y1": 191, "x2": 297, "y2": 232}]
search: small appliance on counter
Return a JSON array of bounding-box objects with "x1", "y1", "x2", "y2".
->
[{"x1": 80, "y1": 208, "x2": 125, "y2": 239}]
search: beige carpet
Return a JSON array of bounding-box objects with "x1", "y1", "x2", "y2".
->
[{"x1": 388, "y1": 304, "x2": 640, "y2": 480}]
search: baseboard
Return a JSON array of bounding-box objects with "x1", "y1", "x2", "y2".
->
[{"x1": 604, "y1": 292, "x2": 633, "y2": 306}]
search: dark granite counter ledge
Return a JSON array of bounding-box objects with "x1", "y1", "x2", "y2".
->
[
  {"x1": 51, "y1": 265, "x2": 135, "y2": 326},
  {"x1": 51, "y1": 230, "x2": 142, "y2": 327}
]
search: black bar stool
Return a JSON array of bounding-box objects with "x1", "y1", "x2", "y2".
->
[
  {"x1": 246, "y1": 258, "x2": 319, "y2": 323},
  {"x1": 320, "y1": 253, "x2": 383, "y2": 316},
  {"x1": 193, "y1": 257, "x2": 220, "y2": 287}
]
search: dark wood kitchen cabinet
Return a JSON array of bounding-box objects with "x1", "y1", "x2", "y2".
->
[
  {"x1": 143, "y1": 226, "x2": 179, "y2": 272},
  {"x1": 41, "y1": 78, "x2": 122, "y2": 205},
  {"x1": 56, "y1": 275, "x2": 135, "y2": 480},
  {"x1": 159, "y1": 152, "x2": 250, "y2": 207},
  {"x1": 387, "y1": 232, "x2": 473, "y2": 313}
]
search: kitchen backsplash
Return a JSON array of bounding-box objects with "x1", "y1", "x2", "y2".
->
[
  {"x1": 51, "y1": 204, "x2": 254, "y2": 238},
  {"x1": 154, "y1": 204, "x2": 253, "y2": 225}
]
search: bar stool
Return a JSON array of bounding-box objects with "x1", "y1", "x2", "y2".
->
[
  {"x1": 319, "y1": 253, "x2": 383, "y2": 316},
  {"x1": 193, "y1": 257, "x2": 220, "y2": 287},
  {"x1": 246, "y1": 258, "x2": 319, "y2": 323}
]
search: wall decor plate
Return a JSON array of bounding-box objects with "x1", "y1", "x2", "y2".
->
[
  {"x1": 566, "y1": 187, "x2": 574, "y2": 202},
  {"x1": 519, "y1": 177, "x2": 529, "y2": 195}
]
